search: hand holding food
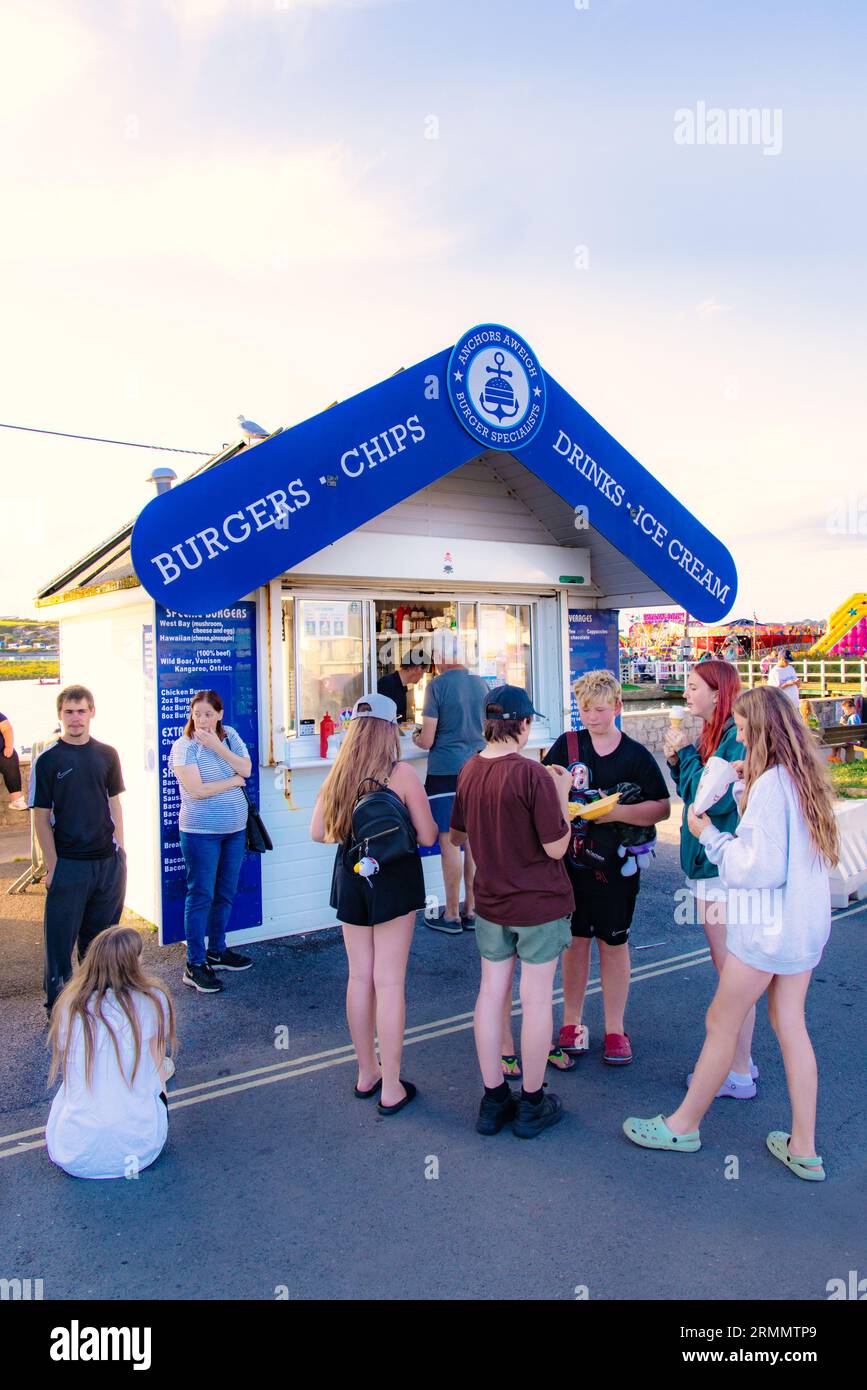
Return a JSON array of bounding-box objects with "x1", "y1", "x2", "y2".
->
[
  {"x1": 687, "y1": 806, "x2": 712, "y2": 838},
  {"x1": 546, "y1": 763, "x2": 572, "y2": 805}
]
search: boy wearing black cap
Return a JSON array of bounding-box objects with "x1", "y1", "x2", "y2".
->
[{"x1": 450, "y1": 685, "x2": 574, "y2": 1138}]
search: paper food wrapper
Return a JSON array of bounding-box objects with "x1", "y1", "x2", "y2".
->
[{"x1": 693, "y1": 756, "x2": 738, "y2": 816}]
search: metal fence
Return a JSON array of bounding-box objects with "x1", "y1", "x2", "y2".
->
[{"x1": 621, "y1": 657, "x2": 867, "y2": 696}]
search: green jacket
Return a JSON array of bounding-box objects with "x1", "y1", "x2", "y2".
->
[{"x1": 668, "y1": 718, "x2": 746, "y2": 881}]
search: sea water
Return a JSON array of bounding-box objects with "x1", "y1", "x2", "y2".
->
[{"x1": 0, "y1": 678, "x2": 61, "y2": 754}]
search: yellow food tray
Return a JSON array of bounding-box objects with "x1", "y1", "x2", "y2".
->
[{"x1": 567, "y1": 792, "x2": 621, "y2": 822}]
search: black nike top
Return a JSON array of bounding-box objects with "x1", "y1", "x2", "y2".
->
[{"x1": 31, "y1": 738, "x2": 125, "y2": 860}]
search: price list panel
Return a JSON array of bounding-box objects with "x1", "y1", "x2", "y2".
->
[{"x1": 155, "y1": 604, "x2": 263, "y2": 944}]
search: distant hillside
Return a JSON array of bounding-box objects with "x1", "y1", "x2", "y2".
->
[{"x1": 0, "y1": 617, "x2": 59, "y2": 654}]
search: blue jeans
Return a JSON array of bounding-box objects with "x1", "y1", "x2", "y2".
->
[{"x1": 179, "y1": 829, "x2": 247, "y2": 965}]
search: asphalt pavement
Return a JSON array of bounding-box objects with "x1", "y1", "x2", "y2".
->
[{"x1": 1, "y1": 825, "x2": 865, "y2": 1302}]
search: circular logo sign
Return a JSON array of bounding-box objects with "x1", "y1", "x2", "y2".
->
[{"x1": 447, "y1": 324, "x2": 546, "y2": 450}]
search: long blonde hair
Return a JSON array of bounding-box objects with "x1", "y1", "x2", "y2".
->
[
  {"x1": 48, "y1": 926, "x2": 176, "y2": 1090},
  {"x1": 319, "y1": 715, "x2": 401, "y2": 844},
  {"x1": 734, "y1": 687, "x2": 839, "y2": 866}
]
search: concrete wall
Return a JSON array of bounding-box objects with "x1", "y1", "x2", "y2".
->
[{"x1": 620, "y1": 707, "x2": 703, "y2": 755}]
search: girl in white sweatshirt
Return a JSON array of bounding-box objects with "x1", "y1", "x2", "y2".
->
[{"x1": 624, "y1": 686, "x2": 839, "y2": 1180}]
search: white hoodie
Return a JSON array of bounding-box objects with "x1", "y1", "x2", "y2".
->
[{"x1": 699, "y1": 765, "x2": 831, "y2": 974}]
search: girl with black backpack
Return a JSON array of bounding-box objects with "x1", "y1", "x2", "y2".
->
[{"x1": 310, "y1": 693, "x2": 438, "y2": 1115}]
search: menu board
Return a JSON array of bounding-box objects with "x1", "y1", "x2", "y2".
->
[
  {"x1": 155, "y1": 603, "x2": 262, "y2": 945},
  {"x1": 568, "y1": 608, "x2": 621, "y2": 731}
]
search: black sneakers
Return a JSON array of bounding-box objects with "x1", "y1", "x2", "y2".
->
[
  {"x1": 183, "y1": 962, "x2": 223, "y2": 993},
  {"x1": 206, "y1": 949, "x2": 253, "y2": 971},
  {"x1": 513, "y1": 1091, "x2": 563, "y2": 1139},
  {"x1": 424, "y1": 908, "x2": 463, "y2": 935},
  {"x1": 476, "y1": 1089, "x2": 518, "y2": 1135}
]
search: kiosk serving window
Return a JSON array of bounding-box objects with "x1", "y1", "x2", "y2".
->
[
  {"x1": 295, "y1": 598, "x2": 367, "y2": 732},
  {"x1": 282, "y1": 592, "x2": 538, "y2": 741},
  {"x1": 478, "y1": 604, "x2": 532, "y2": 691}
]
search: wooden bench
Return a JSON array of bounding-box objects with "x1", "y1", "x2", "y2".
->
[{"x1": 814, "y1": 724, "x2": 865, "y2": 762}]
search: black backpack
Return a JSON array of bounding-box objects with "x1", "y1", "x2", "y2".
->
[{"x1": 347, "y1": 778, "x2": 418, "y2": 870}]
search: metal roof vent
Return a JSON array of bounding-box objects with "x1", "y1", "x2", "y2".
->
[{"x1": 147, "y1": 467, "x2": 178, "y2": 495}]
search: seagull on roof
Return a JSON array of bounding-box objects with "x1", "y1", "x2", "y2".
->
[{"x1": 238, "y1": 413, "x2": 269, "y2": 442}]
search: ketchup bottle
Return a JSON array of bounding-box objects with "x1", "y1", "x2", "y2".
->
[{"x1": 320, "y1": 711, "x2": 335, "y2": 759}]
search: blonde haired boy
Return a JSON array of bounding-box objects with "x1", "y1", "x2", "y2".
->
[{"x1": 543, "y1": 668, "x2": 670, "y2": 1065}]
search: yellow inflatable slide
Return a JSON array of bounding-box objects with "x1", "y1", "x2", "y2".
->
[{"x1": 809, "y1": 594, "x2": 867, "y2": 656}]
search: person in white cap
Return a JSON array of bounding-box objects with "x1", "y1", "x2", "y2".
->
[{"x1": 310, "y1": 693, "x2": 437, "y2": 1116}]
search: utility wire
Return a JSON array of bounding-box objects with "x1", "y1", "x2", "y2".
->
[{"x1": 0, "y1": 421, "x2": 211, "y2": 455}]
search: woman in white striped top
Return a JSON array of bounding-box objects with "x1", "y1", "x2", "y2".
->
[{"x1": 171, "y1": 690, "x2": 253, "y2": 994}]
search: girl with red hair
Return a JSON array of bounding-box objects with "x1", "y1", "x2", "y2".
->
[{"x1": 664, "y1": 661, "x2": 752, "y2": 1098}]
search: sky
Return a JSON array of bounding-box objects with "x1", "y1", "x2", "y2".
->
[{"x1": 1, "y1": 0, "x2": 863, "y2": 622}]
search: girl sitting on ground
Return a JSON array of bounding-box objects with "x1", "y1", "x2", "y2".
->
[{"x1": 46, "y1": 926, "x2": 175, "y2": 1180}]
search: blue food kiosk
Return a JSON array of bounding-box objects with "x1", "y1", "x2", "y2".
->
[{"x1": 36, "y1": 323, "x2": 736, "y2": 943}]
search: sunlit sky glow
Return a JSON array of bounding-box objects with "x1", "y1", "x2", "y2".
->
[{"x1": 2, "y1": 0, "x2": 862, "y2": 620}]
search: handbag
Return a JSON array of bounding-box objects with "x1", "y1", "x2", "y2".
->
[
  {"x1": 242, "y1": 786, "x2": 273, "y2": 854},
  {"x1": 347, "y1": 778, "x2": 418, "y2": 870}
]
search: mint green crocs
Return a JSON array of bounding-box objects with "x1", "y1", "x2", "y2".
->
[
  {"x1": 623, "y1": 1114, "x2": 701, "y2": 1152},
  {"x1": 766, "y1": 1131, "x2": 826, "y2": 1181}
]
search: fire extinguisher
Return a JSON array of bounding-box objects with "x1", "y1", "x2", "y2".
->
[{"x1": 319, "y1": 711, "x2": 335, "y2": 759}]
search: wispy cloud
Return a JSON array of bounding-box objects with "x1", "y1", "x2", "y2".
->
[
  {"x1": 696, "y1": 297, "x2": 730, "y2": 317},
  {"x1": 6, "y1": 143, "x2": 455, "y2": 269}
]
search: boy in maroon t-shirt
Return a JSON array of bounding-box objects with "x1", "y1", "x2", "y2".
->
[{"x1": 451, "y1": 685, "x2": 574, "y2": 1139}]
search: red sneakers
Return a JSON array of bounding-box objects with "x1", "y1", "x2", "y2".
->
[
  {"x1": 557, "y1": 1023, "x2": 590, "y2": 1055},
  {"x1": 603, "y1": 1032, "x2": 633, "y2": 1066}
]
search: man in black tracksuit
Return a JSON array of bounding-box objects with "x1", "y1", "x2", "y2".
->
[{"x1": 31, "y1": 685, "x2": 127, "y2": 1011}]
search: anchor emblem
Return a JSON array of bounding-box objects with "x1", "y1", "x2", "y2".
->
[{"x1": 479, "y1": 351, "x2": 521, "y2": 422}]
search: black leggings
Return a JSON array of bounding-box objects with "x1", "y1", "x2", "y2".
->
[{"x1": 0, "y1": 748, "x2": 22, "y2": 795}]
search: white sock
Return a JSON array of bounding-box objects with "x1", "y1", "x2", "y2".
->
[{"x1": 729, "y1": 1070, "x2": 753, "y2": 1086}]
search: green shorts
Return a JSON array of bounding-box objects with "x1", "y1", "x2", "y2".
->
[{"x1": 474, "y1": 914, "x2": 573, "y2": 965}]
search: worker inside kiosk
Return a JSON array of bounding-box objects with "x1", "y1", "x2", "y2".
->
[{"x1": 283, "y1": 595, "x2": 532, "y2": 741}]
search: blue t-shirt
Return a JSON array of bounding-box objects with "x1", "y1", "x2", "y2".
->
[
  {"x1": 171, "y1": 727, "x2": 248, "y2": 834},
  {"x1": 422, "y1": 668, "x2": 488, "y2": 776}
]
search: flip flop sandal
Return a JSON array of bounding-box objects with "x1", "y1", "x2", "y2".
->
[
  {"x1": 501, "y1": 1054, "x2": 522, "y2": 1079},
  {"x1": 766, "y1": 1131, "x2": 826, "y2": 1181},
  {"x1": 377, "y1": 1081, "x2": 417, "y2": 1116},
  {"x1": 547, "y1": 1047, "x2": 576, "y2": 1071},
  {"x1": 354, "y1": 1077, "x2": 383, "y2": 1099},
  {"x1": 623, "y1": 1114, "x2": 701, "y2": 1152}
]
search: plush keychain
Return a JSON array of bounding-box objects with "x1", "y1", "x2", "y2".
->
[
  {"x1": 353, "y1": 856, "x2": 380, "y2": 880},
  {"x1": 610, "y1": 782, "x2": 657, "y2": 876},
  {"x1": 617, "y1": 841, "x2": 656, "y2": 877}
]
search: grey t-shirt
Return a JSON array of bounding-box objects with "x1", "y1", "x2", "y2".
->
[{"x1": 423, "y1": 667, "x2": 488, "y2": 775}]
